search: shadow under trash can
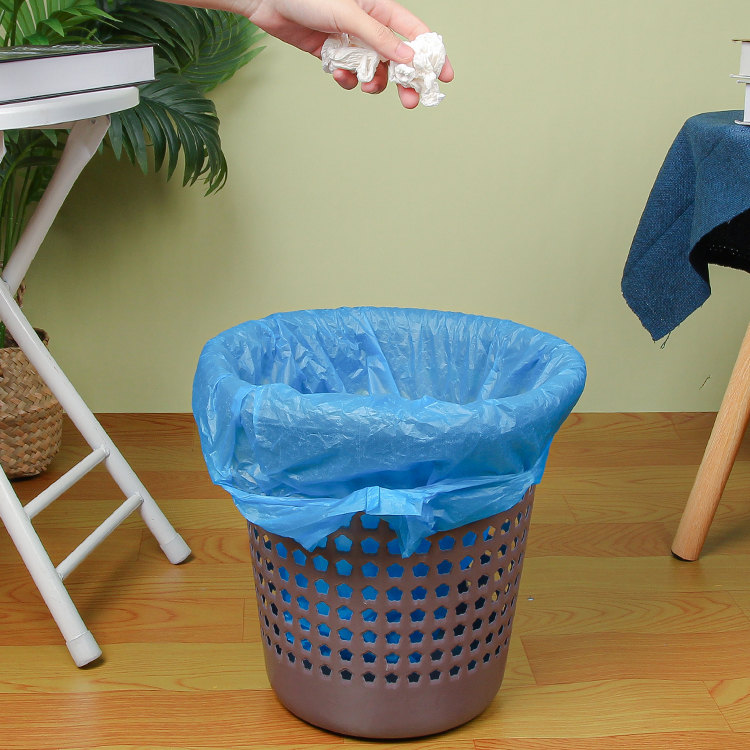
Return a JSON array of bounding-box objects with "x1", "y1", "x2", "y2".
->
[{"x1": 193, "y1": 307, "x2": 586, "y2": 738}]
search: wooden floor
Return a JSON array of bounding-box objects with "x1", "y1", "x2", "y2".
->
[{"x1": 3, "y1": 413, "x2": 750, "y2": 748}]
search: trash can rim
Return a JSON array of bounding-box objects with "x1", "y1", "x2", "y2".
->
[{"x1": 203, "y1": 306, "x2": 586, "y2": 408}]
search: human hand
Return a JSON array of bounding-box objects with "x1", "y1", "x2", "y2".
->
[{"x1": 241, "y1": 0, "x2": 454, "y2": 108}]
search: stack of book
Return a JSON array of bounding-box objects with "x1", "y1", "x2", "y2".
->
[{"x1": 0, "y1": 44, "x2": 154, "y2": 106}]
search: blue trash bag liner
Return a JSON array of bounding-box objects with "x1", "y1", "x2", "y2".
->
[{"x1": 193, "y1": 307, "x2": 586, "y2": 556}]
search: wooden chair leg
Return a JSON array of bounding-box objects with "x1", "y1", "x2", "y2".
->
[{"x1": 672, "y1": 320, "x2": 750, "y2": 560}]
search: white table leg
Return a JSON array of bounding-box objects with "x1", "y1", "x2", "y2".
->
[
  {"x1": 0, "y1": 468, "x2": 102, "y2": 667},
  {"x1": 3, "y1": 117, "x2": 110, "y2": 296},
  {"x1": 672, "y1": 320, "x2": 750, "y2": 560},
  {"x1": 0, "y1": 110, "x2": 191, "y2": 667},
  {"x1": 0, "y1": 280, "x2": 191, "y2": 563}
]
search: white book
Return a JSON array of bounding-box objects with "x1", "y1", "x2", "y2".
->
[{"x1": 0, "y1": 45, "x2": 155, "y2": 105}]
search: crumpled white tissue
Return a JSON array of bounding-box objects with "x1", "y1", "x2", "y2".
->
[
  {"x1": 321, "y1": 33, "x2": 385, "y2": 84},
  {"x1": 321, "y1": 31, "x2": 447, "y2": 107},
  {"x1": 388, "y1": 32, "x2": 447, "y2": 107}
]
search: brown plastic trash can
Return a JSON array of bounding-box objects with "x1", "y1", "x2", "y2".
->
[{"x1": 248, "y1": 487, "x2": 534, "y2": 738}]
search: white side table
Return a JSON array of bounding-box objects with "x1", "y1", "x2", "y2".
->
[{"x1": 0, "y1": 87, "x2": 191, "y2": 667}]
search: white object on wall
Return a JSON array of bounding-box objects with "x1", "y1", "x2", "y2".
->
[{"x1": 732, "y1": 39, "x2": 750, "y2": 125}]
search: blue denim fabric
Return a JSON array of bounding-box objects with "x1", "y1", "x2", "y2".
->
[{"x1": 622, "y1": 110, "x2": 750, "y2": 340}]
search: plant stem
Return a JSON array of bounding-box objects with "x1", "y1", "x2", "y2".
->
[
  {"x1": 12, "y1": 165, "x2": 33, "y2": 249},
  {"x1": 0, "y1": 168, "x2": 15, "y2": 346},
  {"x1": 0, "y1": 172, "x2": 11, "y2": 347},
  {"x1": 3, "y1": 171, "x2": 15, "y2": 269}
]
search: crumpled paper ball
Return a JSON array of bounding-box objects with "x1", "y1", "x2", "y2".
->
[
  {"x1": 388, "y1": 32, "x2": 447, "y2": 107},
  {"x1": 321, "y1": 33, "x2": 385, "y2": 84},
  {"x1": 321, "y1": 31, "x2": 447, "y2": 107}
]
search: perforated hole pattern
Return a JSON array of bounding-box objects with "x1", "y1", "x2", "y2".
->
[{"x1": 250, "y1": 488, "x2": 533, "y2": 695}]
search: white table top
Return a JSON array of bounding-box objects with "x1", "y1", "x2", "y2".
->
[{"x1": 0, "y1": 86, "x2": 138, "y2": 130}]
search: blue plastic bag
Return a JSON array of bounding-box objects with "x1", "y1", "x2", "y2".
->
[{"x1": 193, "y1": 307, "x2": 586, "y2": 555}]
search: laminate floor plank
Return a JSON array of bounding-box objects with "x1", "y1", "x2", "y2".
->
[
  {"x1": 151, "y1": 496, "x2": 244, "y2": 529},
  {"x1": 729, "y1": 590, "x2": 750, "y2": 619},
  {"x1": 51, "y1": 443, "x2": 207, "y2": 473},
  {"x1": 0, "y1": 690, "x2": 335, "y2": 748},
  {"x1": 343, "y1": 742, "x2": 474, "y2": 749},
  {"x1": 523, "y1": 490, "x2": 575, "y2": 524},
  {"x1": 525, "y1": 522, "x2": 672, "y2": 557},
  {"x1": 666, "y1": 412, "x2": 750, "y2": 450},
  {"x1": 12, "y1": 469, "x2": 227, "y2": 502},
  {"x1": 0, "y1": 597, "x2": 246, "y2": 645},
  {"x1": 523, "y1": 631, "x2": 750, "y2": 684},
  {"x1": 564, "y1": 491, "x2": 750, "y2": 524},
  {"x1": 66, "y1": 746, "x2": 344, "y2": 750},
  {"x1": 695, "y1": 521, "x2": 750, "y2": 557},
  {"x1": 0, "y1": 642, "x2": 271, "y2": 693},
  {"x1": 512, "y1": 592, "x2": 750, "y2": 635},
  {"x1": 706, "y1": 678, "x2": 750, "y2": 732},
  {"x1": 61, "y1": 413, "x2": 199, "y2": 448},
  {"x1": 24, "y1": 495, "x2": 242, "y2": 530},
  {"x1": 0, "y1": 561, "x2": 254, "y2": 603},
  {"x1": 520, "y1": 554, "x2": 750, "y2": 596},
  {"x1": 243, "y1": 597, "x2": 262, "y2": 642},
  {"x1": 542, "y1": 463, "x2": 750, "y2": 495},
  {"x1": 669, "y1": 411, "x2": 716, "y2": 435},
  {"x1": 64, "y1": 560, "x2": 256, "y2": 599},
  {"x1": 547, "y1": 441, "x2": 706, "y2": 468},
  {"x1": 474, "y1": 733, "x2": 750, "y2": 749},
  {"x1": 449, "y1": 680, "x2": 729, "y2": 738},
  {"x1": 0, "y1": 526, "x2": 143, "y2": 566},
  {"x1": 498, "y1": 638, "x2": 536, "y2": 688},
  {"x1": 555, "y1": 413, "x2": 680, "y2": 441},
  {"x1": 139, "y1": 529, "x2": 253, "y2": 564},
  {"x1": 669, "y1": 435, "x2": 750, "y2": 463}
]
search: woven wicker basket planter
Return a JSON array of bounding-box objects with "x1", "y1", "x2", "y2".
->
[{"x1": 0, "y1": 329, "x2": 62, "y2": 479}]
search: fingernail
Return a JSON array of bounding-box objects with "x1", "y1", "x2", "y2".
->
[{"x1": 396, "y1": 42, "x2": 413, "y2": 62}]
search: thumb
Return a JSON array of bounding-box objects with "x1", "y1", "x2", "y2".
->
[{"x1": 339, "y1": 5, "x2": 414, "y2": 63}]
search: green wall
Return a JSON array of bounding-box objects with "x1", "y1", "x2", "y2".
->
[{"x1": 23, "y1": 0, "x2": 750, "y2": 412}]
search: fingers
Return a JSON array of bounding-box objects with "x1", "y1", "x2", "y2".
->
[
  {"x1": 440, "y1": 57, "x2": 454, "y2": 82},
  {"x1": 359, "y1": 0, "x2": 429, "y2": 41},
  {"x1": 356, "y1": 0, "x2": 455, "y2": 88},
  {"x1": 338, "y1": 1, "x2": 414, "y2": 64},
  {"x1": 333, "y1": 74, "x2": 427, "y2": 110},
  {"x1": 332, "y1": 69, "x2": 358, "y2": 90},
  {"x1": 360, "y1": 60, "x2": 388, "y2": 94},
  {"x1": 333, "y1": 61, "x2": 387, "y2": 96},
  {"x1": 396, "y1": 84, "x2": 419, "y2": 109},
  {"x1": 319, "y1": 0, "x2": 454, "y2": 108}
]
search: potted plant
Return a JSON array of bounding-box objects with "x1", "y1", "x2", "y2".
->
[{"x1": 0, "y1": 0, "x2": 264, "y2": 477}]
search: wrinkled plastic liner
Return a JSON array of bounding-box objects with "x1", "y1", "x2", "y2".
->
[{"x1": 193, "y1": 307, "x2": 586, "y2": 555}]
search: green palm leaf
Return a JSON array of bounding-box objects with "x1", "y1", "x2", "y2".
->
[
  {"x1": 99, "y1": 0, "x2": 207, "y2": 67},
  {"x1": 179, "y1": 10, "x2": 264, "y2": 92},
  {"x1": 100, "y1": 0, "x2": 263, "y2": 193},
  {"x1": 1, "y1": 0, "x2": 113, "y2": 46},
  {"x1": 99, "y1": 0, "x2": 264, "y2": 90},
  {"x1": 109, "y1": 67, "x2": 227, "y2": 193}
]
